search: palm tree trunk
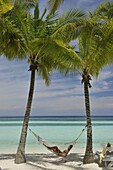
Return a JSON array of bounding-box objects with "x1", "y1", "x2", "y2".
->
[
  {"x1": 83, "y1": 80, "x2": 94, "y2": 164},
  {"x1": 15, "y1": 69, "x2": 35, "y2": 164}
]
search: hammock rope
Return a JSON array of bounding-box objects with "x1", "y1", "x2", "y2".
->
[
  {"x1": 29, "y1": 124, "x2": 87, "y2": 146},
  {"x1": 64, "y1": 124, "x2": 87, "y2": 145},
  {"x1": 29, "y1": 128, "x2": 48, "y2": 146}
]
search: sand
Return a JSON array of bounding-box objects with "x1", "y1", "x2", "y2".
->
[{"x1": 0, "y1": 151, "x2": 104, "y2": 170}]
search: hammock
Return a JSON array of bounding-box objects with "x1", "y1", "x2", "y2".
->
[{"x1": 29, "y1": 125, "x2": 87, "y2": 157}]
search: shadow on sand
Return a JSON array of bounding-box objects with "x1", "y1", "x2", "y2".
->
[
  {"x1": 0, "y1": 153, "x2": 105, "y2": 170},
  {"x1": 26, "y1": 153, "x2": 85, "y2": 170}
]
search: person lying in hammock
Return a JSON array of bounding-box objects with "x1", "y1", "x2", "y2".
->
[{"x1": 43, "y1": 143, "x2": 73, "y2": 157}]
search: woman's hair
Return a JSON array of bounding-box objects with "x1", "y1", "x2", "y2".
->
[{"x1": 107, "y1": 142, "x2": 111, "y2": 147}]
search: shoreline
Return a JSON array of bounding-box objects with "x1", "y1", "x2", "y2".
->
[{"x1": 0, "y1": 143, "x2": 103, "y2": 154}]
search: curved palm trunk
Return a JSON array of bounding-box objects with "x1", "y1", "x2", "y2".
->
[
  {"x1": 83, "y1": 79, "x2": 94, "y2": 164},
  {"x1": 15, "y1": 69, "x2": 35, "y2": 164}
]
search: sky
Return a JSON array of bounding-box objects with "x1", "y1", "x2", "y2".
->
[{"x1": 0, "y1": 0, "x2": 113, "y2": 117}]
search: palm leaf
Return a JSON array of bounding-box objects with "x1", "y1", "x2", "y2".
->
[
  {"x1": 52, "y1": 9, "x2": 85, "y2": 43},
  {"x1": 77, "y1": 17, "x2": 113, "y2": 77},
  {"x1": 48, "y1": 0, "x2": 64, "y2": 14},
  {"x1": 0, "y1": 0, "x2": 13, "y2": 14},
  {"x1": 94, "y1": 2, "x2": 113, "y2": 19},
  {"x1": 38, "y1": 65, "x2": 51, "y2": 86},
  {"x1": 29, "y1": 37, "x2": 83, "y2": 79},
  {"x1": 0, "y1": 18, "x2": 27, "y2": 59}
]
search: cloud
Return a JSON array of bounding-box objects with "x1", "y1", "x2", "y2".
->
[
  {"x1": 0, "y1": 58, "x2": 113, "y2": 116},
  {"x1": 91, "y1": 69, "x2": 113, "y2": 94},
  {"x1": 91, "y1": 96, "x2": 113, "y2": 109},
  {"x1": 0, "y1": 57, "x2": 113, "y2": 116},
  {"x1": 31, "y1": 68, "x2": 113, "y2": 116}
]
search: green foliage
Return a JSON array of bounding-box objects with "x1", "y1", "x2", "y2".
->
[
  {"x1": 13, "y1": 0, "x2": 36, "y2": 9},
  {"x1": 52, "y1": 9, "x2": 85, "y2": 43},
  {"x1": 92, "y1": 1, "x2": 113, "y2": 69},
  {"x1": 0, "y1": 0, "x2": 13, "y2": 14},
  {"x1": 0, "y1": 17, "x2": 26, "y2": 59},
  {"x1": 2, "y1": 0, "x2": 113, "y2": 85},
  {"x1": 94, "y1": 2, "x2": 113, "y2": 19},
  {"x1": 76, "y1": 19, "x2": 106, "y2": 77},
  {"x1": 62, "y1": 15, "x2": 113, "y2": 78},
  {"x1": 0, "y1": 0, "x2": 84, "y2": 85},
  {"x1": 48, "y1": 0, "x2": 64, "y2": 14},
  {"x1": 34, "y1": 3, "x2": 39, "y2": 19}
]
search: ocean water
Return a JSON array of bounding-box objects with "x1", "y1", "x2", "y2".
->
[{"x1": 0, "y1": 116, "x2": 113, "y2": 153}]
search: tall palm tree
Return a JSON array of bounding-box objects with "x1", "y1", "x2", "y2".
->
[
  {"x1": 76, "y1": 18, "x2": 113, "y2": 163},
  {"x1": 78, "y1": 17, "x2": 113, "y2": 163},
  {"x1": 53, "y1": 16, "x2": 113, "y2": 163},
  {"x1": 15, "y1": 5, "x2": 85, "y2": 164},
  {"x1": 0, "y1": 1, "x2": 84, "y2": 163},
  {"x1": 48, "y1": 0, "x2": 113, "y2": 164}
]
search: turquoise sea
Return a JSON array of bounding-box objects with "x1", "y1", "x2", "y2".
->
[{"x1": 0, "y1": 116, "x2": 113, "y2": 153}]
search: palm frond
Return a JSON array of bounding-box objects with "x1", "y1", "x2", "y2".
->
[
  {"x1": 51, "y1": 9, "x2": 85, "y2": 43},
  {"x1": 48, "y1": 0, "x2": 64, "y2": 14},
  {"x1": 31, "y1": 37, "x2": 82, "y2": 67},
  {"x1": 38, "y1": 66, "x2": 51, "y2": 86},
  {"x1": 94, "y1": 2, "x2": 113, "y2": 19},
  {"x1": 14, "y1": 0, "x2": 36, "y2": 9},
  {"x1": 0, "y1": 18, "x2": 27, "y2": 59},
  {"x1": 77, "y1": 17, "x2": 113, "y2": 77},
  {"x1": 0, "y1": 0, "x2": 13, "y2": 14}
]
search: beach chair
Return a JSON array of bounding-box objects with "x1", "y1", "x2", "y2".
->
[
  {"x1": 94, "y1": 143, "x2": 113, "y2": 167},
  {"x1": 102, "y1": 146, "x2": 113, "y2": 168},
  {"x1": 94, "y1": 144, "x2": 106, "y2": 165}
]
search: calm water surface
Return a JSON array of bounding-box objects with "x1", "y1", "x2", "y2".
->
[{"x1": 0, "y1": 116, "x2": 113, "y2": 153}]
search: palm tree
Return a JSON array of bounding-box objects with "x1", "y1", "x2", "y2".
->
[
  {"x1": 77, "y1": 18, "x2": 113, "y2": 163},
  {"x1": 48, "y1": 0, "x2": 113, "y2": 164},
  {"x1": 16, "y1": 5, "x2": 85, "y2": 164},
  {"x1": 0, "y1": 1, "x2": 85, "y2": 163},
  {"x1": 53, "y1": 16, "x2": 113, "y2": 163}
]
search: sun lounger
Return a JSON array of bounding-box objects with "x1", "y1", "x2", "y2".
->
[
  {"x1": 102, "y1": 147, "x2": 113, "y2": 168},
  {"x1": 94, "y1": 144, "x2": 113, "y2": 168},
  {"x1": 103, "y1": 156, "x2": 113, "y2": 168}
]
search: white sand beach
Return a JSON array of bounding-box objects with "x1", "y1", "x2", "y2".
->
[{"x1": 0, "y1": 151, "x2": 104, "y2": 170}]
